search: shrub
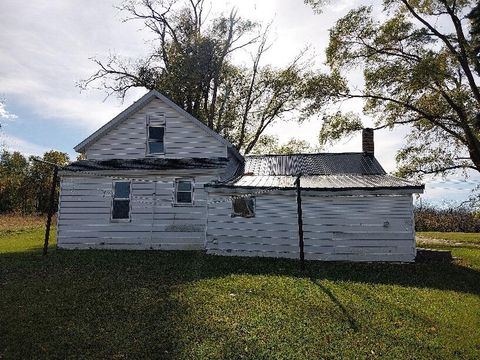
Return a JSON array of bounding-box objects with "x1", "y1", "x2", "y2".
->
[{"x1": 415, "y1": 206, "x2": 480, "y2": 232}]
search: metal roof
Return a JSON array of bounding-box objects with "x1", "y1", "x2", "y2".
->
[
  {"x1": 206, "y1": 174, "x2": 424, "y2": 191},
  {"x1": 206, "y1": 153, "x2": 423, "y2": 192},
  {"x1": 244, "y1": 153, "x2": 386, "y2": 176},
  {"x1": 63, "y1": 158, "x2": 230, "y2": 172}
]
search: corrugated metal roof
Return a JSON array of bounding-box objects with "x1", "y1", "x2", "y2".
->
[
  {"x1": 244, "y1": 153, "x2": 386, "y2": 176},
  {"x1": 63, "y1": 158, "x2": 230, "y2": 172},
  {"x1": 207, "y1": 153, "x2": 423, "y2": 191},
  {"x1": 209, "y1": 174, "x2": 423, "y2": 190}
]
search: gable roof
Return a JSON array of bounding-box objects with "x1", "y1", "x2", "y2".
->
[
  {"x1": 244, "y1": 153, "x2": 386, "y2": 176},
  {"x1": 74, "y1": 90, "x2": 242, "y2": 160}
]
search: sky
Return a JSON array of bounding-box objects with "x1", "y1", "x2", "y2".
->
[{"x1": 0, "y1": 0, "x2": 478, "y2": 206}]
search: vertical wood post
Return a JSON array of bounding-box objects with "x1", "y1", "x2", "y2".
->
[
  {"x1": 43, "y1": 166, "x2": 58, "y2": 256},
  {"x1": 295, "y1": 174, "x2": 305, "y2": 268}
]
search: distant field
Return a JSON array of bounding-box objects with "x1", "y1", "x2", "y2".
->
[
  {"x1": 417, "y1": 231, "x2": 480, "y2": 245},
  {"x1": 0, "y1": 217, "x2": 479, "y2": 359},
  {"x1": 0, "y1": 214, "x2": 46, "y2": 233}
]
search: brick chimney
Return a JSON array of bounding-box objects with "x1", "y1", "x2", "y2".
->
[{"x1": 362, "y1": 128, "x2": 374, "y2": 155}]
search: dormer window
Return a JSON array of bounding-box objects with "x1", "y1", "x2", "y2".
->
[{"x1": 147, "y1": 125, "x2": 165, "y2": 154}]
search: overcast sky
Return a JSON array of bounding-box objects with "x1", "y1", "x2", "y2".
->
[{"x1": 0, "y1": 0, "x2": 478, "y2": 206}]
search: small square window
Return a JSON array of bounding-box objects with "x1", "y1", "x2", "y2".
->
[
  {"x1": 175, "y1": 179, "x2": 193, "y2": 205},
  {"x1": 232, "y1": 197, "x2": 255, "y2": 218}
]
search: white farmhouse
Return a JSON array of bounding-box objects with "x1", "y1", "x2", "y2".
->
[{"x1": 57, "y1": 90, "x2": 424, "y2": 262}]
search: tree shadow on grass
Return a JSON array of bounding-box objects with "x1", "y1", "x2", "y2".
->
[
  {"x1": 2, "y1": 247, "x2": 480, "y2": 295},
  {"x1": 1, "y1": 249, "x2": 479, "y2": 359}
]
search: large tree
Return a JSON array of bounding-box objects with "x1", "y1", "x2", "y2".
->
[
  {"x1": 468, "y1": 1, "x2": 480, "y2": 75},
  {"x1": 82, "y1": 0, "x2": 312, "y2": 154},
  {"x1": 305, "y1": 0, "x2": 480, "y2": 178}
]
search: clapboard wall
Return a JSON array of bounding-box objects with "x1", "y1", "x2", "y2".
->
[
  {"x1": 57, "y1": 172, "x2": 218, "y2": 250},
  {"x1": 85, "y1": 98, "x2": 227, "y2": 160},
  {"x1": 206, "y1": 192, "x2": 416, "y2": 262}
]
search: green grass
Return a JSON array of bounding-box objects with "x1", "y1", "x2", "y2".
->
[
  {"x1": 418, "y1": 231, "x2": 480, "y2": 245},
  {"x1": 1, "y1": 225, "x2": 480, "y2": 359}
]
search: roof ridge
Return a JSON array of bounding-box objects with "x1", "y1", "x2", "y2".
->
[{"x1": 245, "y1": 152, "x2": 368, "y2": 157}]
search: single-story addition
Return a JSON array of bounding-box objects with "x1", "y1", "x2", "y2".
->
[{"x1": 57, "y1": 89, "x2": 424, "y2": 262}]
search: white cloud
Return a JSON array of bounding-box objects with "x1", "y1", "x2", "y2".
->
[
  {"x1": 0, "y1": 0, "x2": 149, "y2": 130},
  {"x1": 0, "y1": 101, "x2": 17, "y2": 120},
  {"x1": 0, "y1": 134, "x2": 49, "y2": 156}
]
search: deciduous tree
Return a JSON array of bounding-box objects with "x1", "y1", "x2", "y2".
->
[
  {"x1": 81, "y1": 0, "x2": 313, "y2": 153},
  {"x1": 306, "y1": 0, "x2": 480, "y2": 178}
]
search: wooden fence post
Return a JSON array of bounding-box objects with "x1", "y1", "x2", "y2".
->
[
  {"x1": 43, "y1": 166, "x2": 59, "y2": 255},
  {"x1": 32, "y1": 158, "x2": 60, "y2": 256},
  {"x1": 295, "y1": 174, "x2": 305, "y2": 269}
]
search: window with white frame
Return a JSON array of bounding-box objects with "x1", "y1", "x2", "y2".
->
[
  {"x1": 147, "y1": 125, "x2": 165, "y2": 154},
  {"x1": 112, "y1": 181, "x2": 131, "y2": 220},
  {"x1": 232, "y1": 196, "x2": 255, "y2": 218},
  {"x1": 175, "y1": 179, "x2": 193, "y2": 205}
]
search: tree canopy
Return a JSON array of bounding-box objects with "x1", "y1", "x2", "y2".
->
[
  {"x1": 82, "y1": 0, "x2": 315, "y2": 154},
  {"x1": 0, "y1": 150, "x2": 69, "y2": 214},
  {"x1": 306, "y1": 0, "x2": 480, "y2": 178}
]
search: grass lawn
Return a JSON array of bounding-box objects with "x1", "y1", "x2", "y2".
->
[
  {"x1": 418, "y1": 231, "x2": 480, "y2": 245},
  {"x1": 1, "y1": 221, "x2": 480, "y2": 359}
]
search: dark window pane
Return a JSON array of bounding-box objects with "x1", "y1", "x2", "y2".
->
[
  {"x1": 148, "y1": 141, "x2": 164, "y2": 154},
  {"x1": 177, "y1": 180, "x2": 192, "y2": 191},
  {"x1": 232, "y1": 197, "x2": 255, "y2": 218},
  {"x1": 112, "y1": 200, "x2": 130, "y2": 219},
  {"x1": 149, "y1": 126, "x2": 164, "y2": 140},
  {"x1": 176, "y1": 191, "x2": 192, "y2": 203},
  {"x1": 114, "y1": 182, "x2": 130, "y2": 198}
]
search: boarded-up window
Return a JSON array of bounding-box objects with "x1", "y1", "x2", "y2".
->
[
  {"x1": 175, "y1": 179, "x2": 193, "y2": 205},
  {"x1": 232, "y1": 197, "x2": 255, "y2": 218},
  {"x1": 112, "y1": 181, "x2": 131, "y2": 220}
]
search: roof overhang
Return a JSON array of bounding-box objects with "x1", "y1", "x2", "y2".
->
[
  {"x1": 204, "y1": 185, "x2": 424, "y2": 196},
  {"x1": 60, "y1": 157, "x2": 231, "y2": 177}
]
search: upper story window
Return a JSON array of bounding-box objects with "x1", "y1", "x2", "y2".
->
[
  {"x1": 147, "y1": 113, "x2": 165, "y2": 155},
  {"x1": 175, "y1": 179, "x2": 194, "y2": 205},
  {"x1": 147, "y1": 126, "x2": 165, "y2": 154},
  {"x1": 112, "y1": 181, "x2": 131, "y2": 221}
]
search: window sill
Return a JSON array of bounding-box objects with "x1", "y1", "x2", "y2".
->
[
  {"x1": 110, "y1": 218, "x2": 132, "y2": 223},
  {"x1": 173, "y1": 203, "x2": 194, "y2": 207},
  {"x1": 231, "y1": 214, "x2": 255, "y2": 218}
]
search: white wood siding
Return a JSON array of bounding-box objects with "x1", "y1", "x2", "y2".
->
[
  {"x1": 206, "y1": 193, "x2": 416, "y2": 262},
  {"x1": 85, "y1": 98, "x2": 227, "y2": 160},
  {"x1": 57, "y1": 172, "x2": 218, "y2": 250}
]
